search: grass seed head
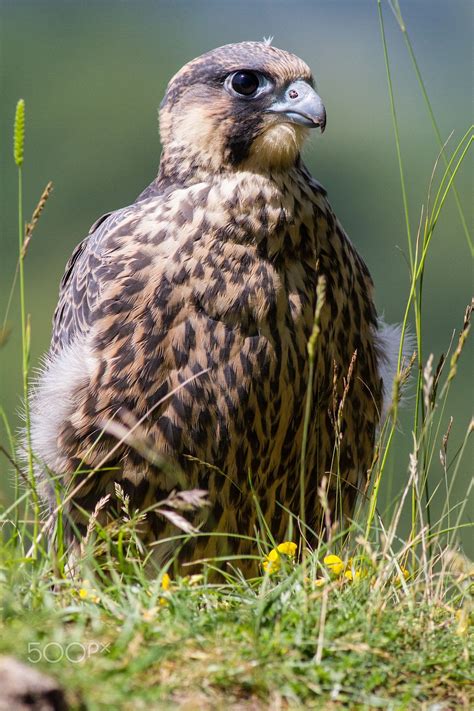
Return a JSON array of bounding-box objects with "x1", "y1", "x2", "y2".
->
[{"x1": 14, "y1": 99, "x2": 25, "y2": 167}]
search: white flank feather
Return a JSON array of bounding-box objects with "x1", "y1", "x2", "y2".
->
[{"x1": 375, "y1": 320, "x2": 415, "y2": 423}]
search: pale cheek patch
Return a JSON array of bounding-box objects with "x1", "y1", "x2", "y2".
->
[
  {"x1": 245, "y1": 123, "x2": 309, "y2": 170},
  {"x1": 171, "y1": 105, "x2": 224, "y2": 172}
]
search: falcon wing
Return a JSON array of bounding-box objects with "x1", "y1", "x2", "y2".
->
[{"x1": 50, "y1": 205, "x2": 140, "y2": 356}]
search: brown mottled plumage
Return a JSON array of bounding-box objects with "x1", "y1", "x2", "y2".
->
[{"x1": 30, "y1": 42, "x2": 394, "y2": 572}]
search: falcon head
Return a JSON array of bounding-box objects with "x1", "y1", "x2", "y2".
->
[{"x1": 158, "y1": 41, "x2": 326, "y2": 176}]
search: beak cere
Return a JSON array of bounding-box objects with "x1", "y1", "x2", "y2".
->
[{"x1": 268, "y1": 80, "x2": 327, "y2": 132}]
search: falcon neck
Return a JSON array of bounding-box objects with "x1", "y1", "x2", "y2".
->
[
  {"x1": 136, "y1": 158, "x2": 325, "y2": 255},
  {"x1": 164, "y1": 165, "x2": 320, "y2": 254},
  {"x1": 151, "y1": 158, "x2": 314, "y2": 206}
]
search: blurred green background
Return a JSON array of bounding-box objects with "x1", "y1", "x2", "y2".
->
[{"x1": 0, "y1": 1, "x2": 472, "y2": 549}]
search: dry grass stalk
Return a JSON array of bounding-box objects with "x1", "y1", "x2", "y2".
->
[
  {"x1": 82, "y1": 494, "x2": 111, "y2": 549},
  {"x1": 22, "y1": 181, "x2": 54, "y2": 258}
]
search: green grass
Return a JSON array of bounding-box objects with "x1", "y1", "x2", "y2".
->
[
  {"x1": 1, "y1": 3, "x2": 473, "y2": 709},
  {"x1": 0, "y1": 551, "x2": 472, "y2": 709}
]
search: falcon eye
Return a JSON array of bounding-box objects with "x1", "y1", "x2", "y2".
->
[
  {"x1": 231, "y1": 71, "x2": 260, "y2": 96},
  {"x1": 223, "y1": 70, "x2": 269, "y2": 99}
]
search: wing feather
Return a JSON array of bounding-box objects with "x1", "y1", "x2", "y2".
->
[{"x1": 50, "y1": 205, "x2": 141, "y2": 355}]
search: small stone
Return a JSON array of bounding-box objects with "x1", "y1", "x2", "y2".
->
[{"x1": 0, "y1": 656, "x2": 68, "y2": 711}]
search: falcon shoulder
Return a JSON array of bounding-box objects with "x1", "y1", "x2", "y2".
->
[{"x1": 50, "y1": 203, "x2": 147, "y2": 356}]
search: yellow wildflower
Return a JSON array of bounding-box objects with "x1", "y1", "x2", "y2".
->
[
  {"x1": 323, "y1": 554, "x2": 344, "y2": 576},
  {"x1": 263, "y1": 548, "x2": 281, "y2": 574},
  {"x1": 344, "y1": 569, "x2": 361, "y2": 582},
  {"x1": 77, "y1": 579, "x2": 100, "y2": 603},
  {"x1": 393, "y1": 565, "x2": 410, "y2": 586},
  {"x1": 262, "y1": 541, "x2": 297, "y2": 574},
  {"x1": 276, "y1": 541, "x2": 297, "y2": 557},
  {"x1": 159, "y1": 572, "x2": 172, "y2": 606}
]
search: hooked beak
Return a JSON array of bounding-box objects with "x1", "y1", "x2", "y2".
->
[{"x1": 267, "y1": 80, "x2": 326, "y2": 132}]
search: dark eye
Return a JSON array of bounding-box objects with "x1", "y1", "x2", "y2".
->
[{"x1": 230, "y1": 71, "x2": 260, "y2": 96}]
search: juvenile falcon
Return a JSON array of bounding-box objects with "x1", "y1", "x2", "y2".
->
[{"x1": 30, "y1": 42, "x2": 397, "y2": 570}]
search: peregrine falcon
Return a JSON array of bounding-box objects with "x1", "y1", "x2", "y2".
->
[{"x1": 30, "y1": 42, "x2": 396, "y2": 570}]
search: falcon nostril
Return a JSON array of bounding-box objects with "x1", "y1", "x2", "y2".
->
[{"x1": 288, "y1": 89, "x2": 299, "y2": 99}]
